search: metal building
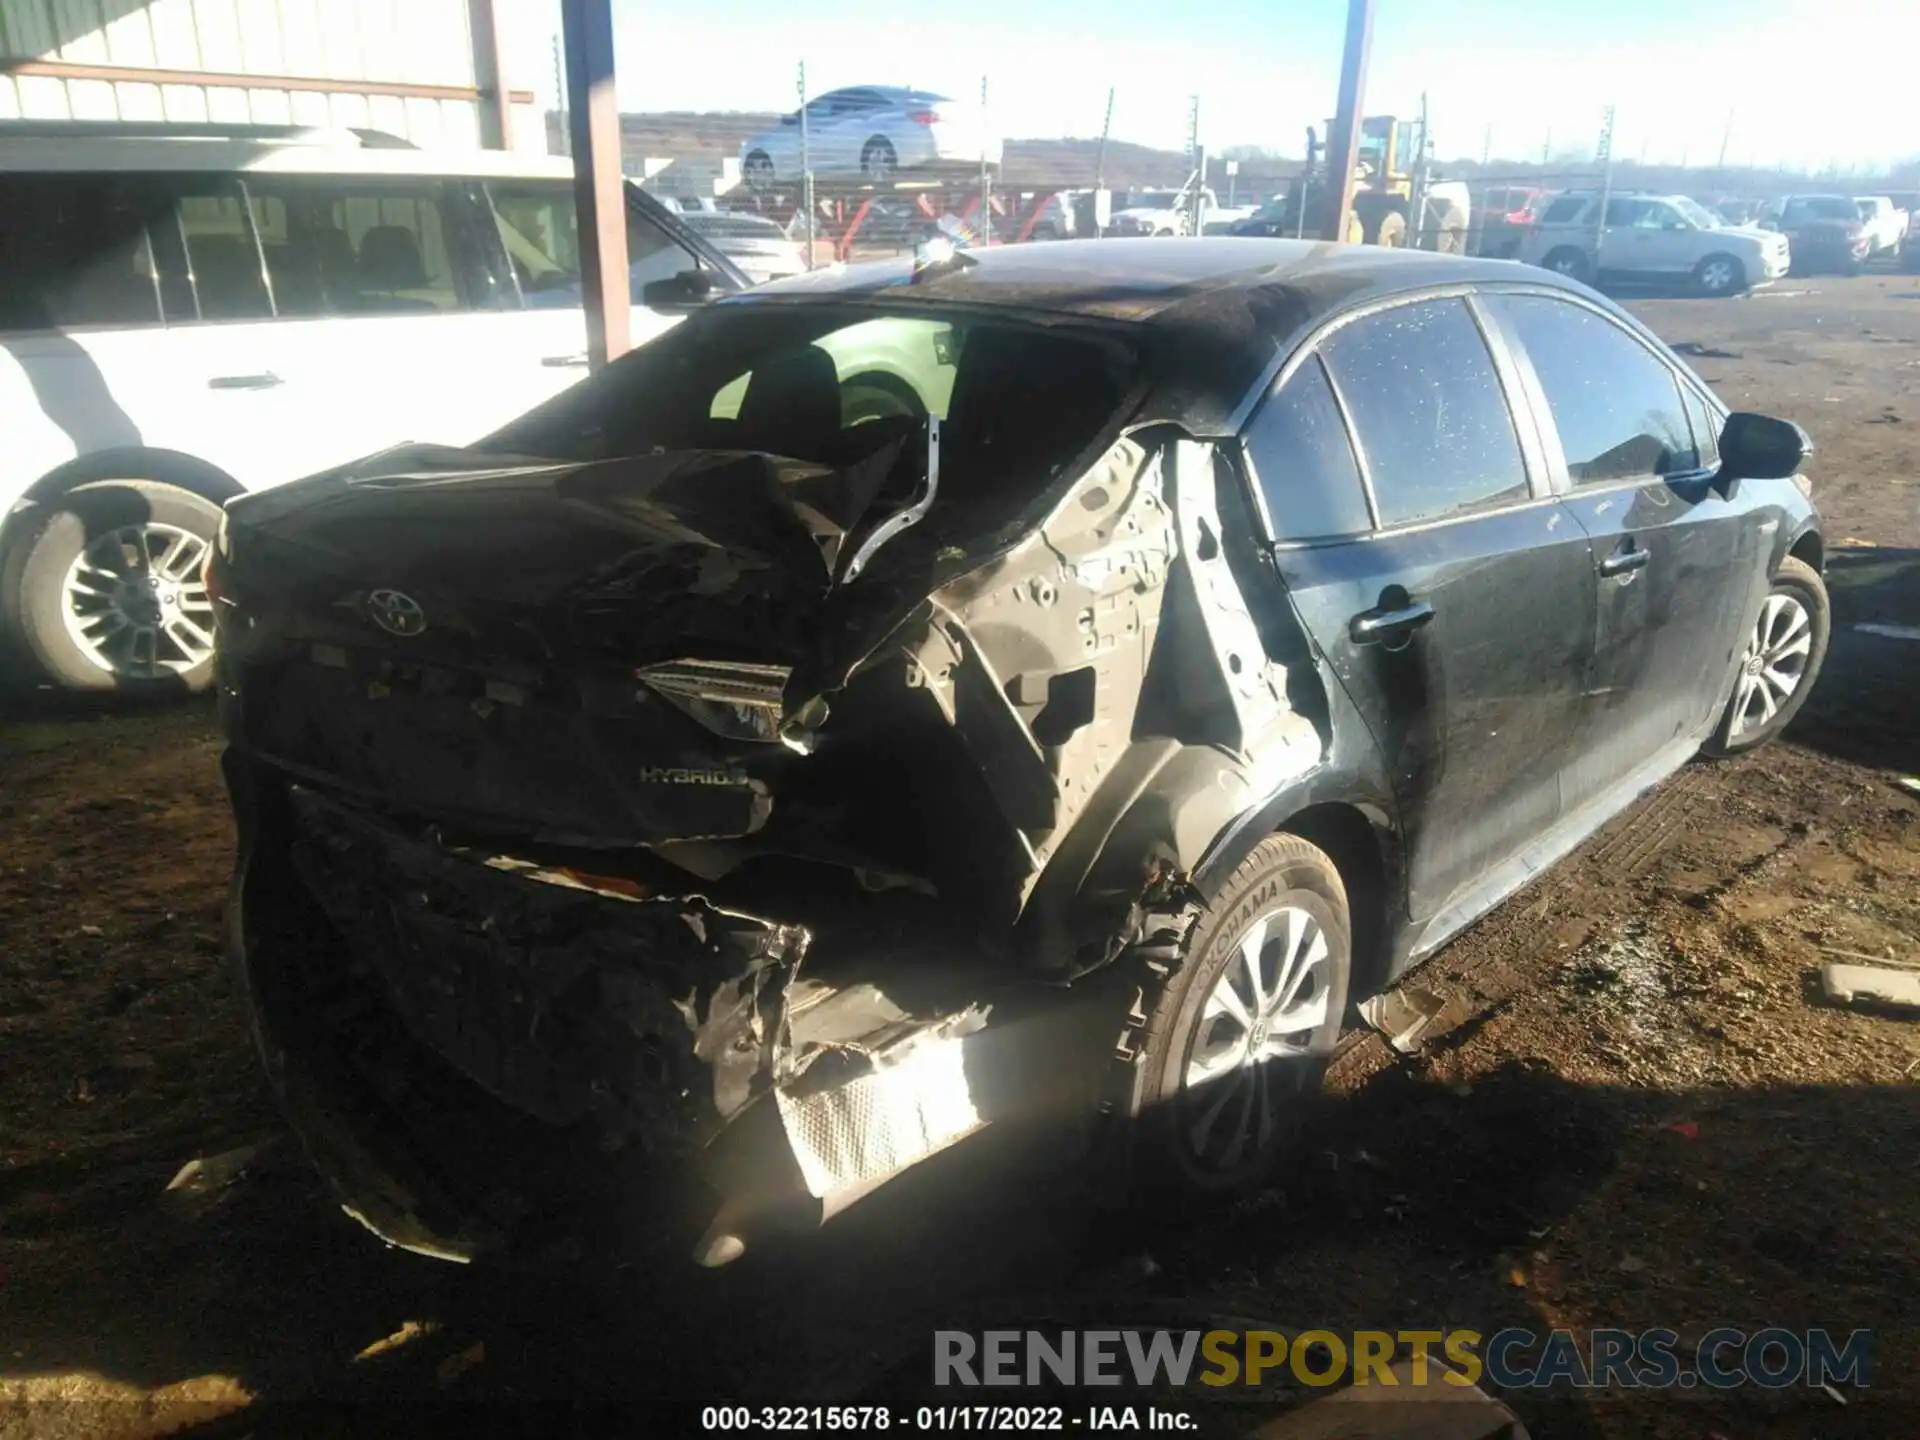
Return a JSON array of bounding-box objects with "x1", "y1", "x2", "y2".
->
[{"x1": 0, "y1": 0, "x2": 542, "y2": 150}]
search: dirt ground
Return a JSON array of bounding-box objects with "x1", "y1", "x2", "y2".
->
[{"x1": 2, "y1": 274, "x2": 1917, "y2": 1440}]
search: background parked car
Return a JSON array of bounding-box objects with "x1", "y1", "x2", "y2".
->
[
  {"x1": 739, "y1": 86, "x2": 1000, "y2": 190},
  {"x1": 1853, "y1": 195, "x2": 1909, "y2": 257},
  {"x1": 1767, "y1": 194, "x2": 1872, "y2": 275},
  {"x1": 0, "y1": 122, "x2": 745, "y2": 696},
  {"x1": 673, "y1": 208, "x2": 808, "y2": 285},
  {"x1": 1518, "y1": 190, "x2": 1789, "y2": 296}
]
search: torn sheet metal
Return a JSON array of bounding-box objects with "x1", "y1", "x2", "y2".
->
[
  {"x1": 1358, "y1": 986, "x2": 1450, "y2": 1055},
  {"x1": 773, "y1": 1005, "x2": 992, "y2": 1216},
  {"x1": 285, "y1": 785, "x2": 811, "y2": 1151},
  {"x1": 1821, "y1": 963, "x2": 1920, "y2": 1013}
]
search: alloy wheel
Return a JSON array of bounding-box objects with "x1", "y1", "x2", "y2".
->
[
  {"x1": 1728, "y1": 592, "x2": 1813, "y2": 740},
  {"x1": 59, "y1": 521, "x2": 216, "y2": 678},
  {"x1": 1181, "y1": 905, "x2": 1331, "y2": 1174},
  {"x1": 1700, "y1": 258, "x2": 1738, "y2": 294}
]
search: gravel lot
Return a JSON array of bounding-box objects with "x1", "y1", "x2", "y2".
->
[{"x1": 3, "y1": 272, "x2": 1917, "y2": 1439}]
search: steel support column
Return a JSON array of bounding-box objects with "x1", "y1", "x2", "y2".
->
[
  {"x1": 560, "y1": 0, "x2": 630, "y2": 367},
  {"x1": 1320, "y1": 0, "x2": 1373, "y2": 244},
  {"x1": 468, "y1": 0, "x2": 514, "y2": 151}
]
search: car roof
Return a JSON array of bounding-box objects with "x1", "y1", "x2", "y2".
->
[
  {"x1": 740, "y1": 237, "x2": 1555, "y2": 317},
  {"x1": 726, "y1": 238, "x2": 1599, "y2": 433}
]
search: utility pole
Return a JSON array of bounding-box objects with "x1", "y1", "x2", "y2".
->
[
  {"x1": 798, "y1": 62, "x2": 814, "y2": 268},
  {"x1": 979, "y1": 75, "x2": 991, "y2": 244},
  {"x1": 1541, "y1": 127, "x2": 1551, "y2": 167},
  {"x1": 1593, "y1": 103, "x2": 1616, "y2": 269},
  {"x1": 1714, "y1": 108, "x2": 1733, "y2": 191},
  {"x1": 1321, "y1": 0, "x2": 1372, "y2": 243},
  {"x1": 1481, "y1": 122, "x2": 1492, "y2": 166},
  {"x1": 1093, "y1": 86, "x2": 1114, "y2": 237},
  {"x1": 1186, "y1": 94, "x2": 1202, "y2": 235}
]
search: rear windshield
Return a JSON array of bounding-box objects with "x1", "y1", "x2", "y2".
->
[{"x1": 486, "y1": 304, "x2": 1140, "y2": 534}]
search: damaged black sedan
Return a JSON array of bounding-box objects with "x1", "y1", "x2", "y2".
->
[{"x1": 212, "y1": 238, "x2": 1828, "y2": 1268}]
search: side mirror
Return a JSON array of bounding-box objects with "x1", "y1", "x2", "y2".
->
[
  {"x1": 1718, "y1": 411, "x2": 1811, "y2": 484},
  {"x1": 640, "y1": 270, "x2": 715, "y2": 310}
]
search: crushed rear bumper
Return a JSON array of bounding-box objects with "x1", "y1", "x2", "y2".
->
[{"x1": 223, "y1": 754, "x2": 1047, "y2": 1266}]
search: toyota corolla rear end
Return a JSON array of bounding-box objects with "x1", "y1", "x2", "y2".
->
[{"x1": 209, "y1": 298, "x2": 1159, "y2": 1268}]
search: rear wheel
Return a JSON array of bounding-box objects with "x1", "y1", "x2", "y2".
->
[
  {"x1": 1701, "y1": 557, "x2": 1829, "y2": 757},
  {"x1": 840, "y1": 371, "x2": 926, "y2": 427},
  {"x1": 0, "y1": 479, "x2": 223, "y2": 694},
  {"x1": 1114, "y1": 833, "x2": 1351, "y2": 1198},
  {"x1": 1542, "y1": 245, "x2": 1593, "y2": 283},
  {"x1": 1373, "y1": 211, "x2": 1407, "y2": 248},
  {"x1": 860, "y1": 137, "x2": 897, "y2": 182}
]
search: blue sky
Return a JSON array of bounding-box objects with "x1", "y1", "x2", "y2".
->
[{"x1": 508, "y1": 0, "x2": 1914, "y2": 170}]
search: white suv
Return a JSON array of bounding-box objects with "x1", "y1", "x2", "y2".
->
[
  {"x1": 1516, "y1": 191, "x2": 1789, "y2": 298},
  {"x1": 0, "y1": 122, "x2": 747, "y2": 695}
]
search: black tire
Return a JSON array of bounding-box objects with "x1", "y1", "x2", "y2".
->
[
  {"x1": 1693, "y1": 252, "x2": 1748, "y2": 298},
  {"x1": 1373, "y1": 211, "x2": 1407, "y2": 249},
  {"x1": 1112, "y1": 833, "x2": 1351, "y2": 1200},
  {"x1": 840, "y1": 371, "x2": 926, "y2": 426},
  {"x1": 1542, "y1": 245, "x2": 1593, "y2": 283},
  {"x1": 1701, "y1": 556, "x2": 1829, "y2": 758},
  {"x1": 0, "y1": 479, "x2": 225, "y2": 695},
  {"x1": 860, "y1": 137, "x2": 897, "y2": 182}
]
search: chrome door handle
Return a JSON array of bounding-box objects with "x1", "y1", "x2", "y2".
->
[
  {"x1": 208, "y1": 372, "x2": 283, "y2": 390},
  {"x1": 1599, "y1": 543, "x2": 1651, "y2": 578},
  {"x1": 1350, "y1": 600, "x2": 1435, "y2": 646},
  {"x1": 542, "y1": 353, "x2": 591, "y2": 368}
]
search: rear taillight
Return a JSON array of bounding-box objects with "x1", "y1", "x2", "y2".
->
[
  {"x1": 909, "y1": 109, "x2": 942, "y2": 125},
  {"x1": 1505, "y1": 210, "x2": 1532, "y2": 225}
]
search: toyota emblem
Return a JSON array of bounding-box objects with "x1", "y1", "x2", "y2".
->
[{"x1": 365, "y1": 589, "x2": 427, "y2": 637}]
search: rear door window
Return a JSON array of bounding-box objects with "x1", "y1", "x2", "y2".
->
[
  {"x1": 1541, "y1": 196, "x2": 1588, "y2": 224},
  {"x1": 0, "y1": 175, "x2": 164, "y2": 331},
  {"x1": 244, "y1": 178, "x2": 468, "y2": 316},
  {"x1": 170, "y1": 184, "x2": 272, "y2": 320},
  {"x1": 1242, "y1": 355, "x2": 1372, "y2": 542},
  {"x1": 1318, "y1": 298, "x2": 1530, "y2": 528},
  {"x1": 1493, "y1": 294, "x2": 1699, "y2": 483}
]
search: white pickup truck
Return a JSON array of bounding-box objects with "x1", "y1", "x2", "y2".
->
[
  {"x1": 1854, "y1": 196, "x2": 1910, "y2": 257},
  {"x1": 1109, "y1": 186, "x2": 1220, "y2": 237}
]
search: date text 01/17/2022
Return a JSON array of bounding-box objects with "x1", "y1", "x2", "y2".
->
[{"x1": 700, "y1": 1405, "x2": 1198, "y2": 1431}]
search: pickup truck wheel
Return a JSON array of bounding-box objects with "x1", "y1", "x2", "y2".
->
[
  {"x1": 1701, "y1": 557, "x2": 1829, "y2": 758},
  {"x1": 1542, "y1": 245, "x2": 1592, "y2": 283},
  {"x1": 0, "y1": 480, "x2": 223, "y2": 695},
  {"x1": 1110, "y1": 834, "x2": 1351, "y2": 1199},
  {"x1": 1693, "y1": 253, "x2": 1747, "y2": 297}
]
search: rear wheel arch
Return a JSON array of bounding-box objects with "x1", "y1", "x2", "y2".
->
[
  {"x1": 1274, "y1": 802, "x2": 1393, "y2": 1006},
  {"x1": 18, "y1": 447, "x2": 244, "y2": 513}
]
